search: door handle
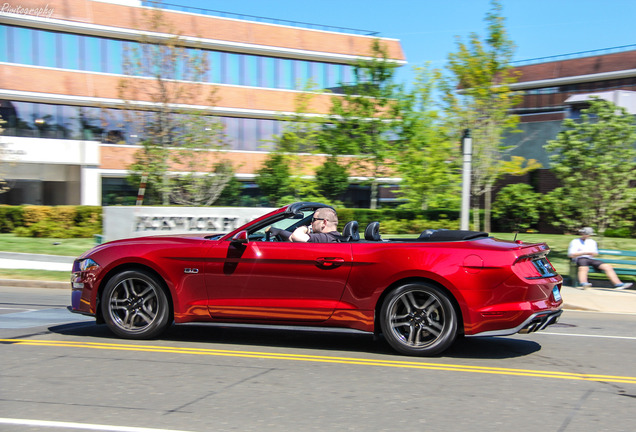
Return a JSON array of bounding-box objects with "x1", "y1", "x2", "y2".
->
[{"x1": 316, "y1": 257, "x2": 345, "y2": 268}]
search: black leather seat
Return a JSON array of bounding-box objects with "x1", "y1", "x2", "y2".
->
[
  {"x1": 341, "y1": 221, "x2": 360, "y2": 242},
  {"x1": 364, "y1": 221, "x2": 381, "y2": 241}
]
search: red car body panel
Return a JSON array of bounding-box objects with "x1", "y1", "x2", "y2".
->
[{"x1": 71, "y1": 203, "x2": 562, "y2": 347}]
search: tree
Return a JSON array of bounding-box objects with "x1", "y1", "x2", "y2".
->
[
  {"x1": 255, "y1": 153, "x2": 292, "y2": 206},
  {"x1": 492, "y1": 183, "x2": 541, "y2": 232},
  {"x1": 255, "y1": 81, "x2": 327, "y2": 206},
  {"x1": 320, "y1": 39, "x2": 400, "y2": 209},
  {"x1": 393, "y1": 66, "x2": 460, "y2": 210},
  {"x1": 315, "y1": 156, "x2": 349, "y2": 201},
  {"x1": 545, "y1": 98, "x2": 636, "y2": 234},
  {"x1": 119, "y1": 4, "x2": 232, "y2": 205},
  {"x1": 441, "y1": 0, "x2": 530, "y2": 231}
]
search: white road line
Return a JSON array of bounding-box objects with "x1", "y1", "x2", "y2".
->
[
  {"x1": 0, "y1": 418, "x2": 195, "y2": 432},
  {"x1": 542, "y1": 332, "x2": 636, "y2": 340}
]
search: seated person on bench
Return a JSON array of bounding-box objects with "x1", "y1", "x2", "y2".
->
[{"x1": 568, "y1": 227, "x2": 632, "y2": 290}]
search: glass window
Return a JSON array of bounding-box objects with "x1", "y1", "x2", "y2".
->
[
  {"x1": 222, "y1": 117, "x2": 239, "y2": 149},
  {"x1": 83, "y1": 36, "x2": 101, "y2": 72},
  {"x1": 258, "y1": 56, "x2": 274, "y2": 88},
  {"x1": 209, "y1": 51, "x2": 222, "y2": 83},
  {"x1": 14, "y1": 27, "x2": 34, "y2": 65},
  {"x1": 106, "y1": 39, "x2": 124, "y2": 74},
  {"x1": 58, "y1": 33, "x2": 80, "y2": 69},
  {"x1": 34, "y1": 29, "x2": 56, "y2": 68},
  {"x1": 277, "y1": 58, "x2": 294, "y2": 90},
  {"x1": 225, "y1": 52, "x2": 240, "y2": 85},
  {"x1": 0, "y1": 26, "x2": 8, "y2": 62},
  {"x1": 11, "y1": 101, "x2": 35, "y2": 137},
  {"x1": 256, "y1": 119, "x2": 277, "y2": 151},
  {"x1": 240, "y1": 118, "x2": 257, "y2": 151},
  {"x1": 239, "y1": 54, "x2": 249, "y2": 86}
]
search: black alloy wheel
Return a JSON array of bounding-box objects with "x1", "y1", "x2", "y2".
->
[
  {"x1": 380, "y1": 283, "x2": 458, "y2": 356},
  {"x1": 101, "y1": 269, "x2": 171, "y2": 339}
]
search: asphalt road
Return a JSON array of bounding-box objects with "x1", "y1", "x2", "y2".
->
[{"x1": 1, "y1": 285, "x2": 635, "y2": 432}]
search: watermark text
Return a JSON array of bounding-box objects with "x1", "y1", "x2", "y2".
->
[{"x1": 1, "y1": 3, "x2": 54, "y2": 19}]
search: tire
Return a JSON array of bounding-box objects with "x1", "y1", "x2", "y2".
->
[
  {"x1": 380, "y1": 283, "x2": 458, "y2": 356},
  {"x1": 101, "y1": 269, "x2": 171, "y2": 339}
]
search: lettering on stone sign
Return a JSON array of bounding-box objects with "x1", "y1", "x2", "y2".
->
[{"x1": 134, "y1": 215, "x2": 242, "y2": 232}]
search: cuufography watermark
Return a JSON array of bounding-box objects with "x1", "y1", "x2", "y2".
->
[{"x1": 0, "y1": 2, "x2": 54, "y2": 19}]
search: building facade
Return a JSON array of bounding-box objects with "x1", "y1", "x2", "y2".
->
[
  {"x1": 507, "y1": 46, "x2": 636, "y2": 167},
  {"x1": 498, "y1": 46, "x2": 636, "y2": 195},
  {"x1": 0, "y1": 0, "x2": 405, "y2": 205}
]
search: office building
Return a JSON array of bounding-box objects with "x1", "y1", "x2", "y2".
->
[{"x1": 0, "y1": 0, "x2": 405, "y2": 205}]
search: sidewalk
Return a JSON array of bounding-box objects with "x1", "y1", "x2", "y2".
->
[{"x1": 0, "y1": 253, "x2": 635, "y2": 314}]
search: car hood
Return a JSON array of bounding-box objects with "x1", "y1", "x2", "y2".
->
[{"x1": 78, "y1": 233, "x2": 224, "y2": 259}]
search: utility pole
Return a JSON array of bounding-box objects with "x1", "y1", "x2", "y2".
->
[{"x1": 460, "y1": 129, "x2": 472, "y2": 231}]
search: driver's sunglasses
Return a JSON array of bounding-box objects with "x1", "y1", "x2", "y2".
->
[{"x1": 312, "y1": 217, "x2": 327, "y2": 223}]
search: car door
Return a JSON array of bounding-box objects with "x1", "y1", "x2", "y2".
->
[{"x1": 205, "y1": 240, "x2": 353, "y2": 322}]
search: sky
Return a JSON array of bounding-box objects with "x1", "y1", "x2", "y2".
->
[{"x1": 165, "y1": 0, "x2": 636, "y2": 85}]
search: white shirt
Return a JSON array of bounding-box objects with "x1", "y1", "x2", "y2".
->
[{"x1": 568, "y1": 237, "x2": 598, "y2": 260}]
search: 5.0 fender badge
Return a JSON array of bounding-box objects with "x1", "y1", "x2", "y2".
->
[{"x1": 184, "y1": 268, "x2": 199, "y2": 274}]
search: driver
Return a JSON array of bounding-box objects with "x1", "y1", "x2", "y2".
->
[{"x1": 290, "y1": 208, "x2": 341, "y2": 242}]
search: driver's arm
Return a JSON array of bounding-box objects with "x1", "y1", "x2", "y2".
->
[
  {"x1": 266, "y1": 226, "x2": 293, "y2": 241},
  {"x1": 290, "y1": 225, "x2": 310, "y2": 242}
]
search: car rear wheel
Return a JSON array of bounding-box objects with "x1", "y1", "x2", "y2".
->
[
  {"x1": 101, "y1": 270, "x2": 171, "y2": 339},
  {"x1": 380, "y1": 283, "x2": 457, "y2": 356}
]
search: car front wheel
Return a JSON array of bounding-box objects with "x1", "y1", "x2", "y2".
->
[
  {"x1": 380, "y1": 283, "x2": 458, "y2": 356},
  {"x1": 101, "y1": 270, "x2": 171, "y2": 339}
]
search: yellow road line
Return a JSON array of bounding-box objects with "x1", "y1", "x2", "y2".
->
[{"x1": 3, "y1": 338, "x2": 636, "y2": 384}]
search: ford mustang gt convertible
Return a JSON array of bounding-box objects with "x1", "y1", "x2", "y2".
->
[{"x1": 70, "y1": 202, "x2": 563, "y2": 356}]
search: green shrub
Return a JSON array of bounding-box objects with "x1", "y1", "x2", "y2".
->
[
  {"x1": 0, "y1": 206, "x2": 24, "y2": 233},
  {"x1": 22, "y1": 206, "x2": 53, "y2": 226},
  {"x1": 493, "y1": 184, "x2": 541, "y2": 232},
  {"x1": 5, "y1": 205, "x2": 102, "y2": 238}
]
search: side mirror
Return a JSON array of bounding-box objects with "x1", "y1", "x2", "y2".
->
[{"x1": 231, "y1": 230, "x2": 249, "y2": 244}]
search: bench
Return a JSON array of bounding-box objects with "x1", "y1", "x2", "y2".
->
[{"x1": 569, "y1": 249, "x2": 636, "y2": 286}]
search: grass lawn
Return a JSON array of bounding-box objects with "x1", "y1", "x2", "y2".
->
[
  {"x1": 0, "y1": 269, "x2": 71, "y2": 282},
  {"x1": 0, "y1": 234, "x2": 95, "y2": 256},
  {"x1": 0, "y1": 234, "x2": 95, "y2": 281},
  {"x1": 0, "y1": 232, "x2": 633, "y2": 283}
]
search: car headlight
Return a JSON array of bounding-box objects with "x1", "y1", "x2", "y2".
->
[{"x1": 79, "y1": 258, "x2": 100, "y2": 272}]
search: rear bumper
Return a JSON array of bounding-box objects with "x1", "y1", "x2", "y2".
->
[{"x1": 467, "y1": 309, "x2": 562, "y2": 337}]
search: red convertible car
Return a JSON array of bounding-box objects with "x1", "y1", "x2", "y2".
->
[{"x1": 70, "y1": 202, "x2": 563, "y2": 356}]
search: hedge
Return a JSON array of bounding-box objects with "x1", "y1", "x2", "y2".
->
[{"x1": 0, "y1": 205, "x2": 102, "y2": 238}]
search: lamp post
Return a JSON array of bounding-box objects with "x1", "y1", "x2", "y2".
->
[{"x1": 460, "y1": 129, "x2": 472, "y2": 231}]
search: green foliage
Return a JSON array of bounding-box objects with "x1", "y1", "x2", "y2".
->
[
  {"x1": 545, "y1": 98, "x2": 636, "y2": 234},
  {"x1": 492, "y1": 183, "x2": 541, "y2": 231},
  {"x1": 7, "y1": 206, "x2": 101, "y2": 238},
  {"x1": 334, "y1": 207, "x2": 460, "y2": 234},
  {"x1": 0, "y1": 205, "x2": 24, "y2": 233},
  {"x1": 320, "y1": 39, "x2": 401, "y2": 209},
  {"x1": 255, "y1": 153, "x2": 292, "y2": 206},
  {"x1": 315, "y1": 157, "x2": 349, "y2": 201},
  {"x1": 441, "y1": 0, "x2": 525, "y2": 231},
  {"x1": 393, "y1": 65, "x2": 460, "y2": 210}
]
